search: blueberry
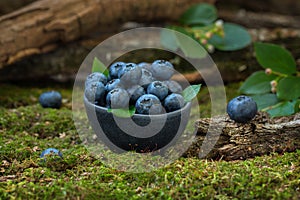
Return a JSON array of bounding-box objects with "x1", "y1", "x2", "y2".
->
[
  {"x1": 227, "y1": 95, "x2": 258, "y2": 123},
  {"x1": 163, "y1": 93, "x2": 185, "y2": 112},
  {"x1": 39, "y1": 91, "x2": 62, "y2": 109},
  {"x1": 135, "y1": 94, "x2": 163, "y2": 115},
  {"x1": 139, "y1": 68, "x2": 155, "y2": 89},
  {"x1": 107, "y1": 74, "x2": 112, "y2": 82},
  {"x1": 106, "y1": 88, "x2": 130, "y2": 109},
  {"x1": 137, "y1": 62, "x2": 152, "y2": 72},
  {"x1": 118, "y1": 63, "x2": 142, "y2": 86},
  {"x1": 85, "y1": 72, "x2": 107, "y2": 88},
  {"x1": 163, "y1": 80, "x2": 182, "y2": 94},
  {"x1": 127, "y1": 85, "x2": 145, "y2": 104},
  {"x1": 147, "y1": 81, "x2": 169, "y2": 101},
  {"x1": 40, "y1": 148, "x2": 62, "y2": 160},
  {"x1": 85, "y1": 82, "x2": 106, "y2": 106},
  {"x1": 109, "y1": 62, "x2": 126, "y2": 79},
  {"x1": 105, "y1": 79, "x2": 122, "y2": 93},
  {"x1": 151, "y1": 60, "x2": 174, "y2": 80}
]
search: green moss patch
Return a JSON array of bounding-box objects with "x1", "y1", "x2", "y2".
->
[{"x1": 0, "y1": 83, "x2": 299, "y2": 199}]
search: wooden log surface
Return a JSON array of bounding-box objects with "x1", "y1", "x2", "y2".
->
[
  {"x1": 0, "y1": 0, "x2": 299, "y2": 82},
  {"x1": 184, "y1": 113, "x2": 300, "y2": 161},
  {"x1": 0, "y1": 0, "x2": 215, "y2": 69},
  {"x1": 216, "y1": 0, "x2": 300, "y2": 15},
  {"x1": 0, "y1": 0, "x2": 36, "y2": 15},
  {"x1": 218, "y1": 9, "x2": 300, "y2": 29}
]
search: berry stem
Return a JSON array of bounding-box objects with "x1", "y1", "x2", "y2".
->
[
  {"x1": 270, "y1": 70, "x2": 288, "y2": 78},
  {"x1": 261, "y1": 102, "x2": 281, "y2": 112}
]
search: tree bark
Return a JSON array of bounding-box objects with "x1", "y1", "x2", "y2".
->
[
  {"x1": 0, "y1": 0, "x2": 36, "y2": 15},
  {"x1": 216, "y1": 0, "x2": 300, "y2": 15},
  {"x1": 184, "y1": 113, "x2": 300, "y2": 161},
  {"x1": 1, "y1": 27, "x2": 299, "y2": 82},
  {"x1": 218, "y1": 9, "x2": 300, "y2": 29},
  {"x1": 0, "y1": 0, "x2": 215, "y2": 69}
]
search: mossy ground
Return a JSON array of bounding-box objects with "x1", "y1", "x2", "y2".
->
[{"x1": 0, "y1": 82, "x2": 299, "y2": 200}]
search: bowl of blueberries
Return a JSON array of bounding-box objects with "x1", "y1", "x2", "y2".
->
[{"x1": 84, "y1": 60, "x2": 193, "y2": 153}]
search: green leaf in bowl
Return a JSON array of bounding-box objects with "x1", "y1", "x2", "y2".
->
[
  {"x1": 182, "y1": 84, "x2": 201, "y2": 103},
  {"x1": 92, "y1": 57, "x2": 109, "y2": 76},
  {"x1": 107, "y1": 106, "x2": 136, "y2": 118}
]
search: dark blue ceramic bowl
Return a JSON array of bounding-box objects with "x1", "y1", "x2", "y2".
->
[{"x1": 84, "y1": 96, "x2": 191, "y2": 153}]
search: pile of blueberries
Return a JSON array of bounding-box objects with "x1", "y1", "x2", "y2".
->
[{"x1": 85, "y1": 60, "x2": 186, "y2": 115}]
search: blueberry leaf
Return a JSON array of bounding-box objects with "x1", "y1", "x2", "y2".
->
[
  {"x1": 107, "y1": 106, "x2": 136, "y2": 118},
  {"x1": 163, "y1": 26, "x2": 207, "y2": 58},
  {"x1": 175, "y1": 32, "x2": 207, "y2": 59},
  {"x1": 254, "y1": 42, "x2": 296, "y2": 75},
  {"x1": 179, "y1": 3, "x2": 217, "y2": 26},
  {"x1": 294, "y1": 99, "x2": 300, "y2": 113},
  {"x1": 239, "y1": 71, "x2": 277, "y2": 94},
  {"x1": 265, "y1": 101, "x2": 295, "y2": 118},
  {"x1": 160, "y1": 28, "x2": 179, "y2": 51},
  {"x1": 183, "y1": 84, "x2": 201, "y2": 102},
  {"x1": 251, "y1": 93, "x2": 279, "y2": 110},
  {"x1": 277, "y1": 77, "x2": 300, "y2": 100},
  {"x1": 92, "y1": 57, "x2": 109, "y2": 76},
  {"x1": 209, "y1": 23, "x2": 251, "y2": 51}
]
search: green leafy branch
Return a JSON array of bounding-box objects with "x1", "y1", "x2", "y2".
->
[
  {"x1": 161, "y1": 3, "x2": 251, "y2": 58},
  {"x1": 239, "y1": 42, "x2": 300, "y2": 118}
]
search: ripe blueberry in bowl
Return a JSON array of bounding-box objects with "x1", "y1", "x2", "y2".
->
[
  {"x1": 227, "y1": 95, "x2": 258, "y2": 123},
  {"x1": 137, "y1": 62, "x2": 152, "y2": 72},
  {"x1": 135, "y1": 94, "x2": 163, "y2": 115},
  {"x1": 163, "y1": 80, "x2": 183, "y2": 94},
  {"x1": 109, "y1": 62, "x2": 126, "y2": 79},
  {"x1": 151, "y1": 60, "x2": 174, "y2": 80},
  {"x1": 85, "y1": 72, "x2": 107, "y2": 88},
  {"x1": 127, "y1": 85, "x2": 145, "y2": 104},
  {"x1": 163, "y1": 93, "x2": 185, "y2": 113},
  {"x1": 85, "y1": 82, "x2": 106, "y2": 106},
  {"x1": 118, "y1": 63, "x2": 142, "y2": 86},
  {"x1": 147, "y1": 81, "x2": 169, "y2": 101},
  {"x1": 106, "y1": 88, "x2": 130, "y2": 109},
  {"x1": 105, "y1": 79, "x2": 122, "y2": 92},
  {"x1": 139, "y1": 68, "x2": 155, "y2": 89}
]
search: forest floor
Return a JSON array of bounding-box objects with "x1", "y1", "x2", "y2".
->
[{"x1": 0, "y1": 82, "x2": 299, "y2": 199}]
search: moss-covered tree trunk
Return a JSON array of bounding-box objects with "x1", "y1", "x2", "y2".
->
[{"x1": 0, "y1": 0, "x2": 215, "y2": 68}]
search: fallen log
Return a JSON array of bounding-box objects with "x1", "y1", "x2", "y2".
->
[
  {"x1": 0, "y1": 0, "x2": 36, "y2": 15},
  {"x1": 184, "y1": 112, "x2": 300, "y2": 161},
  {"x1": 0, "y1": 0, "x2": 215, "y2": 68},
  {"x1": 218, "y1": 9, "x2": 300, "y2": 29},
  {"x1": 217, "y1": 0, "x2": 300, "y2": 16}
]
